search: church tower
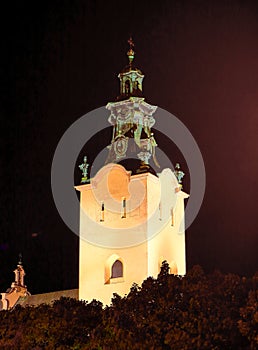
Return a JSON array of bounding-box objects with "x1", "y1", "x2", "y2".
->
[
  {"x1": 0, "y1": 255, "x2": 30, "y2": 310},
  {"x1": 76, "y1": 39, "x2": 189, "y2": 305}
]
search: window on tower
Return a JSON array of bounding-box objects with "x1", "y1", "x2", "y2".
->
[
  {"x1": 111, "y1": 260, "x2": 123, "y2": 278},
  {"x1": 121, "y1": 197, "x2": 126, "y2": 218},
  {"x1": 125, "y1": 79, "x2": 130, "y2": 94},
  {"x1": 171, "y1": 207, "x2": 175, "y2": 226},
  {"x1": 100, "y1": 201, "x2": 104, "y2": 222},
  {"x1": 105, "y1": 255, "x2": 124, "y2": 284}
]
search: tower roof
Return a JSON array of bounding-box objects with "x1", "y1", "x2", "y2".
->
[
  {"x1": 119, "y1": 64, "x2": 143, "y2": 75},
  {"x1": 117, "y1": 37, "x2": 144, "y2": 101},
  {"x1": 103, "y1": 39, "x2": 159, "y2": 174}
]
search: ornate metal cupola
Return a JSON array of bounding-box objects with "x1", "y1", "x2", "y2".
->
[{"x1": 106, "y1": 38, "x2": 159, "y2": 173}]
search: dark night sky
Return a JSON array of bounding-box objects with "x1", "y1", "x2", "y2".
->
[{"x1": 0, "y1": 0, "x2": 258, "y2": 294}]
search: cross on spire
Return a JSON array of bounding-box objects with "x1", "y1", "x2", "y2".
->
[
  {"x1": 18, "y1": 253, "x2": 22, "y2": 265},
  {"x1": 127, "y1": 37, "x2": 135, "y2": 66},
  {"x1": 127, "y1": 36, "x2": 134, "y2": 49}
]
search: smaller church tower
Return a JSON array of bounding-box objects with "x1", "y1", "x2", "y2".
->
[
  {"x1": 0, "y1": 255, "x2": 30, "y2": 310},
  {"x1": 12, "y1": 254, "x2": 26, "y2": 288}
]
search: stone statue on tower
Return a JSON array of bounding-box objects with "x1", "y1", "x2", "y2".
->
[{"x1": 79, "y1": 156, "x2": 89, "y2": 183}]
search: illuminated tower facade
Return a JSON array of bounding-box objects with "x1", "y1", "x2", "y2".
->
[{"x1": 76, "y1": 39, "x2": 188, "y2": 305}]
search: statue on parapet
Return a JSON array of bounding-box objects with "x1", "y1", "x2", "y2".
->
[{"x1": 79, "y1": 156, "x2": 90, "y2": 183}]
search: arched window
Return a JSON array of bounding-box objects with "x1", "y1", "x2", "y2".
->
[
  {"x1": 104, "y1": 255, "x2": 124, "y2": 284},
  {"x1": 125, "y1": 80, "x2": 130, "y2": 94},
  {"x1": 111, "y1": 260, "x2": 123, "y2": 278}
]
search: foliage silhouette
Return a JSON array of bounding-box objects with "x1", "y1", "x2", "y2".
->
[{"x1": 0, "y1": 265, "x2": 257, "y2": 349}]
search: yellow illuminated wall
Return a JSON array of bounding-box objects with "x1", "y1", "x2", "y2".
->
[{"x1": 76, "y1": 164, "x2": 188, "y2": 306}]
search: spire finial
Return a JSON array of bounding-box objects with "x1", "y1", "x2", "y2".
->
[
  {"x1": 18, "y1": 253, "x2": 22, "y2": 265},
  {"x1": 127, "y1": 36, "x2": 135, "y2": 66}
]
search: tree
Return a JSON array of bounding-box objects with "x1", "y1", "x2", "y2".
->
[
  {"x1": 238, "y1": 289, "x2": 258, "y2": 349},
  {"x1": 0, "y1": 266, "x2": 257, "y2": 349}
]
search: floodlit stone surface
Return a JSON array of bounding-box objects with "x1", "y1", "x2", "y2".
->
[{"x1": 76, "y1": 164, "x2": 188, "y2": 305}]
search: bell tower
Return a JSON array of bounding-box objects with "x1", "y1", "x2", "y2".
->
[{"x1": 76, "y1": 39, "x2": 188, "y2": 305}]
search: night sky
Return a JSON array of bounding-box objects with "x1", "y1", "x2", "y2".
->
[{"x1": 0, "y1": 0, "x2": 258, "y2": 294}]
